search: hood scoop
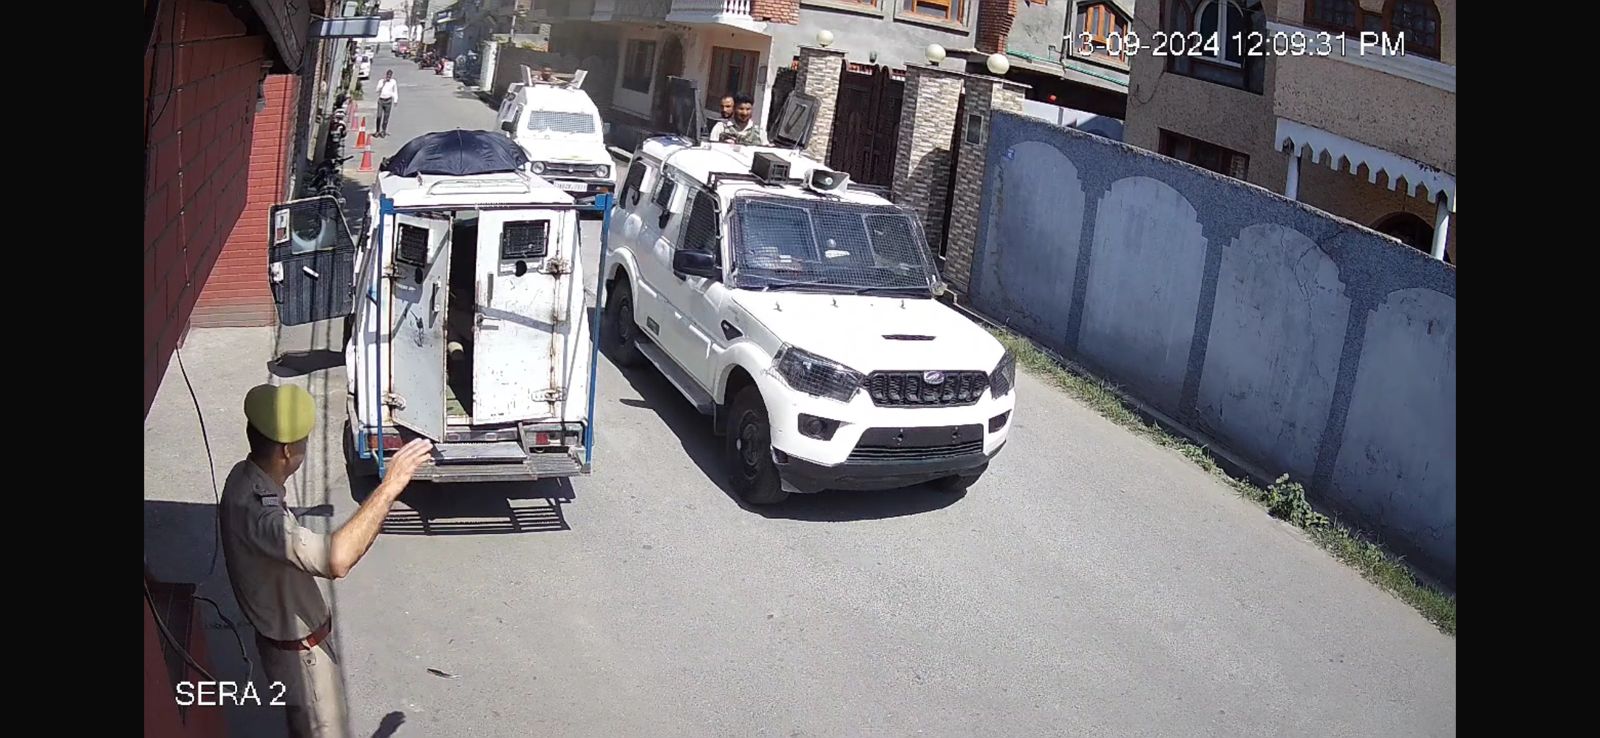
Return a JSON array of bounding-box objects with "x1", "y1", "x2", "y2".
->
[{"x1": 883, "y1": 334, "x2": 935, "y2": 341}]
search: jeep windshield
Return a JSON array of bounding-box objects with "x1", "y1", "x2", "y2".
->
[
  {"x1": 727, "y1": 196, "x2": 940, "y2": 296},
  {"x1": 525, "y1": 111, "x2": 598, "y2": 138}
]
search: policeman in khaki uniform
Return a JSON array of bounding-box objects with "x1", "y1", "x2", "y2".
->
[{"x1": 221, "y1": 384, "x2": 432, "y2": 738}]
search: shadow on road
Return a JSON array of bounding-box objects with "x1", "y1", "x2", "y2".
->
[
  {"x1": 270, "y1": 349, "x2": 344, "y2": 378},
  {"x1": 373, "y1": 711, "x2": 407, "y2": 738},
  {"x1": 603, "y1": 340, "x2": 967, "y2": 522}
]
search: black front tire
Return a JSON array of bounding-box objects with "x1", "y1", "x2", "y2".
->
[
  {"x1": 725, "y1": 386, "x2": 788, "y2": 505},
  {"x1": 602, "y1": 279, "x2": 645, "y2": 368}
]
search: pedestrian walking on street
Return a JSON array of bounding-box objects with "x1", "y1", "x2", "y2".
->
[
  {"x1": 375, "y1": 69, "x2": 398, "y2": 137},
  {"x1": 219, "y1": 384, "x2": 433, "y2": 738},
  {"x1": 710, "y1": 93, "x2": 765, "y2": 146}
]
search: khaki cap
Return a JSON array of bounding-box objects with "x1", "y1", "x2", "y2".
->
[{"x1": 243, "y1": 384, "x2": 316, "y2": 444}]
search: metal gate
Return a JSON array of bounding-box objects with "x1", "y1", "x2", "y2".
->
[{"x1": 828, "y1": 64, "x2": 903, "y2": 187}]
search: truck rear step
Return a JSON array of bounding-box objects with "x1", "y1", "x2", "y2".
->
[{"x1": 411, "y1": 452, "x2": 587, "y2": 483}]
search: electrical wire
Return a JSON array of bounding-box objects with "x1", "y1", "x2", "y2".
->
[
  {"x1": 144, "y1": 576, "x2": 218, "y2": 683},
  {"x1": 176, "y1": 347, "x2": 225, "y2": 580},
  {"x1": 195, "y1": 594, "x2": 252, "y2": 684}
]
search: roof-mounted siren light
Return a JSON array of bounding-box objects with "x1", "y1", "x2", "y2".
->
[
  {"x1": 664, "y1": 76, "x2": 703, "y2": 145},
  {"x1": 805, "y1": 167, "x2": 849, "y2": 194},
  {"x1": 771, "y1": 91, "x2": 819, "y2": 151}
]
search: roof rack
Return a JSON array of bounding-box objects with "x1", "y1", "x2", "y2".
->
[{"x1": 425, "y1": 174, "x2": 533, "y2": 196}]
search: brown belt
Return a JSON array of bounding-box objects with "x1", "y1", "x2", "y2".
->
[{"x1": 256, "y1": 619, "x2": 333, "y2": 652}]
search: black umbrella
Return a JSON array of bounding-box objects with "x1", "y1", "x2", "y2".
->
[{"x1": 381, "y1": 129, "x2": 530, "y2": 177}]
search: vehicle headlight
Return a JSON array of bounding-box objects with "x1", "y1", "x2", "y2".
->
[
  {"x1": 774, "y1": 345, "x2": 864, "y2": 403},
  {"x1": 530, "y1": 161, "x2": 546, "y2": 174},
  {"x1": 989, "y1": 350, "x2": 1016, "y2": 398},
  {"x1": 594, "y1": 164, "x2": 610, "y2": 178}
]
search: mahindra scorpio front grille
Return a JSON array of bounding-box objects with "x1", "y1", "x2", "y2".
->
[{"x1": 864, "y1": 370, "x2": 990, "y2": 407}]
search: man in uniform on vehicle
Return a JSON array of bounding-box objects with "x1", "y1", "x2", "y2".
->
[
  {"x1": 710, "y1": 92, "x2": 765, "y2": 146},
  {"x1": 220, "y1": 383, "x2": 433, "y2": 737}
]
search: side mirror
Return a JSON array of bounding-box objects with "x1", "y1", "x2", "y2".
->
[
  {"x1": 604, "y1": 122, "x2": 613, "y2": 135},
  {"x1": 672, "y1": 250, "x2": 719, "y2": 280},
  {"x1": 501, "y1": 119, "x2": 516, "y2": 133}
]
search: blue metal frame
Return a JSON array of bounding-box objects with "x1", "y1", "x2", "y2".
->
[
  {"x1": 586, "y1": 194, "x2": 614, "y2": 468},
  {"x1": 353, "y1": 193, "x2": 613, "y2": 477}
]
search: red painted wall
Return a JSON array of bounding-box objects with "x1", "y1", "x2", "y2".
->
[
  {"x1": 145, "y1": 600, "x2": 227, "y2": 737},
  {"x1": 144, "y1": 0, "x2": 273, "y2": 415},
  {"x1": 192, "y1": 73, "x2": 299, "y2": 328}
]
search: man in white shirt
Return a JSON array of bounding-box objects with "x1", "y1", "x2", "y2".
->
[
  {"x1": 375, "y1": 70, "x2": 399, "y2": 137},
  {"x1": 709, "y1": 93, "x2": 765, "y2": 146}
]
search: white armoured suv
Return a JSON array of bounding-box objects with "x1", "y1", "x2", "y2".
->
[
  {"x1": 602, "y1": 135, "x2": 1017, "y2": 505},
  {"x1": 496, "y1": 77, "x2": 614, "y2": 203}
]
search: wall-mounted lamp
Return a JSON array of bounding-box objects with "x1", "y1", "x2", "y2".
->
[
  {"x1": 869, "y1": 50, "x2": 878, "y2": 64},
  {"x1": 986, "y1": 53, "x2": 1010, "y2": 76},
  {"x1": 926, "y1": 44, "x2": 946, "y2": 66}
]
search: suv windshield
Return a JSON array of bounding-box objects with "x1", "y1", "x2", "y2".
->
[
  {"x1": 727, "y1": 196, "x2": 939, "y2": 296},
  {"x1": 525, "y1": 111, "x2": 597, "y2": 136}
]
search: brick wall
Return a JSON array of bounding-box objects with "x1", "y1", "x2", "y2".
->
[
  {"x1": 890, "y1": 65, "x2": 966, "y2": 256},
  {"x1": 944, "y1": 76, "x2": 1026, "y2": 292},
  {"x1": 795, "y1": 46, "x2": 846, "y2": 162},
  {"x1": 144, "y1": 0, "x2": 274, "y2": 415},
  {"x1": 751, "y1": 0, "x2": 799, "y2": 24},
  {"x1": 192, "y1": 74, "x2": 298, "y2": 328},
  {"x1": 976, "y1": 0, "x2": 1017, "y2": 54}
]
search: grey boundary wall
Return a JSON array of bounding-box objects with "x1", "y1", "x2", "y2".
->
[{"x1": 967, "y1": 112, "x2": 1456, "y2": 588}]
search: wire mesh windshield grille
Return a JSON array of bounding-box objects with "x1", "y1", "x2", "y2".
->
[
  {"x1": 526, "y1": 111, "x2": 597, "y2": 134},
  {"x1": 727, "y1": 196, "x2": 938, "y2": 292},
  {"x1": 866, "y1": 370, "x2": 990, "y2": 407}
]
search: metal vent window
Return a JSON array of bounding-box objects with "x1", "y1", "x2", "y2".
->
[
  {"x1": 396, "y1": 224, "x2": 430, "y2": 265},
  {"x1": 866, "y1": 370, "x2": 990, "y2": 407},
  {"x1": 681, "y1": 190, "x2": 719, "y2": 254},
  {"x1": 525, "y1": 111, "x2": 597, "y2": 135},
  {"x1": 500, "y1": 220, "x2": 550, "y2": 260}
]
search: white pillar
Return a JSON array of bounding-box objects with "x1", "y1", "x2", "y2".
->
[
  {"x1": 1284, "y1": 148, "x2": 1301, "y2": 201},
  {"x1": 1431, "y1": 195, "x2": 1451, "y2": 262}
]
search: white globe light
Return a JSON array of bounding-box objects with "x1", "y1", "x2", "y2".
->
[
  {"x1": 986, "y1": 53, "x2": 1010, "y2": 76},
  {"x1": 926, "y1": 44, "x2": 946, "y2": 66},
  {"x1": 816, "y1": 30, "x2": 834, "y2": 48}
]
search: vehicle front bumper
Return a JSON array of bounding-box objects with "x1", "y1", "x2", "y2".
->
[
  {"x1": 774, "y1": 443, "x2": 1002, "y2": 494},
  {"x1": 751, "y1": 367, "x2": 1017, "y2": 492},
  {"x1": 545, "y1": 176, "x2": 613, "y2": 201}
]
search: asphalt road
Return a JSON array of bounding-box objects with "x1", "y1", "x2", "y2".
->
[{"x1": 145, "y1": 57, "x2": 1455, "y2": 738}]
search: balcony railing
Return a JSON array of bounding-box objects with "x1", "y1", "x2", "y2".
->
[{"x1": 589, "y1": 0, "x2": 754, "y2": 21}]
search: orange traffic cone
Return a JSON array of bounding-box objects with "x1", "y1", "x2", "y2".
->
[
  {"x1": 358, "y1": 148, "x2": 374, "y2": 172},
  {"x1": 355, "y1": 117, "x2": 370, "y2": 149}
]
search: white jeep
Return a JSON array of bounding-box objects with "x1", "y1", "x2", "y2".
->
[
  {"x1": 601, "y1": 134, "x2": 1016, "y2": 505},
  {"x1": 496, "y1": 74, "x2": 614, "y2": 204}
]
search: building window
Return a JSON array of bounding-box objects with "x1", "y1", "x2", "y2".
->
[
  {"x1": 1076, "y1": 3, "x2": 1130, "y2": 64},
  {"x1": 1165, "y1": 0, "x2": 1265, "y2": 93},
  {"x1": 706, "y1": 47, "x2": 760, "y2": 109},
  {"x1": 1310, "y1": 0, "x2": 1442, "y2": 60},
  {"x1": 1305, "y1": 0, "x2": 1360, "y2": 33},
  {"x1": 1385, "y1": 0, "x2": 1441, "y2": 59},
  {"x1": 1373, "y1": 212, "x2": 1439, "y2": 259},
  {"x1": 621, "y1": 39, "x2": 657, "y2": 94},
  {"x1": 1159, "y1": 130, "x2": 1250, "y2": 180},
  {"x1": 901, "y1": 0, "x2": 964, "y2": 24}
]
